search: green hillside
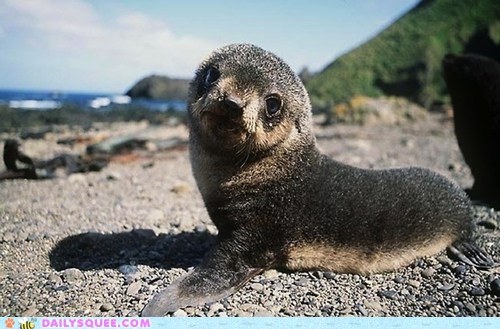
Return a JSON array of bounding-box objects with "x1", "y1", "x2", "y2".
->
[{"x1": 306, "y1": 0, "x2": 500, "y2": 109}]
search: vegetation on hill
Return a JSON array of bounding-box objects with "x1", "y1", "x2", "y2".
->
[
  {"x1": 306, "y1": 0, "x2": 500, "y2": 109},
  {"x1": 125, "y1": 75, "x2": 190, "y2": 100}
]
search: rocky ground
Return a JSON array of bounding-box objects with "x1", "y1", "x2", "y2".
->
[{"x1": 1, "y1": 113, "x2": 499, "y2": 317}]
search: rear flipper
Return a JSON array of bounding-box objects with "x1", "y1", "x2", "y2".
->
[
  {"x1": 141, "y1": 246, "x2": 263, "y2": 316},
  {"x1": 447, "y1": 240, "x2": 498, "y2": 269}
]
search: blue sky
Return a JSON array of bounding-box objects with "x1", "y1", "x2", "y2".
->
[{"x1": 0, "y1": 0, "x2": 419, "y2": 93}]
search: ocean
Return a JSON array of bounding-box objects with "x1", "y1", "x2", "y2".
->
[{"x1": 0, "y1": 89, "x2": 187, "y2": 112}]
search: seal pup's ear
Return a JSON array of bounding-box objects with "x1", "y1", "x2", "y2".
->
[{"x1": 141, "y1": 246, "x2": 263, "y2": 316}]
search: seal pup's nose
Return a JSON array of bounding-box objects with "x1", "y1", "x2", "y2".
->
[{"x1": 223, "y1": 96, "x2": 244, "y2": 111}]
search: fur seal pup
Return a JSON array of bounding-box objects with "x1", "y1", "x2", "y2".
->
[
  {"x1": 442, "y1": 54, "x2": 500, "y2": 209},
  {"x1": 142, "y1": 44, "x2": 495, "y2": 316}
]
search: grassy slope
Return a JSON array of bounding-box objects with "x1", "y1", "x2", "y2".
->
[{"x1": 306, "y1": 0, "x2": 500, "y2": 108}]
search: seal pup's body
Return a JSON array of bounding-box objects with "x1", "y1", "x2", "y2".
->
[{"x1": 142, "y1": 44, "x2": 494, "y2": 316}]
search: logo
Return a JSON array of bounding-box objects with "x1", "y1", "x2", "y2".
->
[
  {"x1": 19, "y1": 320, "x2": 35, "y2": 329},
  {"x1": 5, "y1": 318, "x2": 15, "y2": 329}
]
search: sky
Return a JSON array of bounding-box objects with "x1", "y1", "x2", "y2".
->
[{"x1": 0, "y1": 0, "x2": 420, "y2": 93}]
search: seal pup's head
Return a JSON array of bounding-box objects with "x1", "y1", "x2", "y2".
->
[{"x1": 187, "y1": 44, "x2": 314, "y2": 163}]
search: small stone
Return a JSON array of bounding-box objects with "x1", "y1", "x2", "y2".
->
[
  {"x1": 421, "y1": 268, "x2": 435, "y2": 279},
  {"x1": 48, "y1": 273, "x2": 62, "y2": 285},
  {"x1": 263, "y1": 269, "x2": 279, "y2": 280},
  {"x1": 470, "y1": 287, "x2": 485, "y2": 296},
  {"x1": 437, "y1": 255, "x2": 453, "y2": 266},
  {"x1": 454, "y1": 265, "x2": 467, "y2": 275},
  {"x1": 62, "y1": 268, "x2": 84, "y2": 282},
  {"x1": 489, "y1": 278, "x2": 500, "y2": 296},
  {"x1": 235, "y1": 310, "x2": 252, "y2": 317},
  {"x1": 294, "y1": 277, "x2": 308, "y2": 286},
  {"x1": 378, "y1": 290, "x2": 397, "y2": 299},
  {"x1": 364, "y1": 300, "x2": 383, "y2": 311},
  {"x1": 207, "y1": 302, "x2": 224, "y2": 317},
  {"x1": 100, "y1": 303, "x2": 113, "y2": 312},
  {"x1": 21, "y1": 308, "x2": 38, "y2": 317},
  {"x1": 394, "y1": 276, "x2": 405, "y2": 284},
  {"x1": 408, "y1": 280, "x2": 420, "y2": 288},
  {"x1": 240, "y1": 303, "x2": 259, "y2": 312},
  {"x1": 126, "y1": 281, "x2": 141, "y2": 296},
  {"x1": 118, "y1": 265, "x2": 138, "y2": 275},
  {"x1": 323, "y1": 272, "x2": 336, "y2": 279},
  {"x1": 250, "y1": 283, "x2": 264, "y2": 291},
  {"x1": 173, "y1": 309, "x2": 187, "y2": 317},
  {"x1": 357, "y1": 305, "x2": 368, "y2": 316},
  {"x1": 465, "y1": 302, "x2": 476, "y2": 313},
  {"x1": 477, "y1": 219, "x2": 498, "y2": 230},
  {"x1": 438, "y1": 283, "x2": 455, "y2": 292},
  {"x1": 311, "y1": 271, "x2": 323, "y2": 280},
  {"x1": 254, "y1": 309, "x2": 273, "y2": 317}
]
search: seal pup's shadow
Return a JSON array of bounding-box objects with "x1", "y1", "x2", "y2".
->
[{"x1": 49, "y1": 229, "x2": 216, "y2": 271}]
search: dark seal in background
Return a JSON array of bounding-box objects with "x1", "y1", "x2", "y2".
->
[{"x1": 442, "y1": 54, "x2": 500, "y2": 209}]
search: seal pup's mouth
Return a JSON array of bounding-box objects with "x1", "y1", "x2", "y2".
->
[{"x1": 198, "y1": 94, "x2": 258, "y2": 137}]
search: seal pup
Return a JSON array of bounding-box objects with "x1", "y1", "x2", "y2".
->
[
  {"x1": 442, "y1": 53, "x2": 500, "y2": 209},
  {"x1": 142, "y1": 44, "x2": 495, "y2": 316}
]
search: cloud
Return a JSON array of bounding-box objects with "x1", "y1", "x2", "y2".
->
[{"x1": 0, "y1": 0, "x2": 215, "y2": 81}]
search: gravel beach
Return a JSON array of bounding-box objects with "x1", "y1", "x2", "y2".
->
[{"x1": 1, "y1": 113, "x2": 499, "y2": 317}]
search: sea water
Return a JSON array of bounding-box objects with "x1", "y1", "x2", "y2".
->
[{"x1": 0, "y1": 89, "x2": 186, "y2": 112}]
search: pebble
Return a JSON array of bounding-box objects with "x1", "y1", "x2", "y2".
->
[
  {"x1": 126, "y1": 281, "x2": 141, "y2": 296},
  {"x1": 407, "y1": 280, "x2": 420, "y2": 288},
  {"x1": 394, "y1": 276, "x2": 404, "y2": 284},
  {"x1": 421, "y1": 268, "x2": 435, "y2": 279},
  {"x1": 264, "y1": 269, "x2": 279, "y2": 280},
  {"x1": 207, "y1": 303, "x2": 224, "y2": 317},
  {"x1": 465, "y1": 302, "x2": 476, "y2": 313},
  {"x1": 118, "y1": 265, "x2": 138, "y2": 275},
  {"x1": 437, "y1": 255, "x2": 453, "y2": 266},
  {"x1": 364, "y1": 300, "x2": 383, "y2": 311},
  {"x1": 173, "y1": 309, "x2": 187, "y2": 317},
  {"x1": 311, "y1": 271, "x2": 323, "y2": 280},
  {"x1": 378, "y1": 290, "x2": 398, "y2": 299},
  {"x1": 323, "y1": 272, "x2": 336, "y2": 279},
  {"x1": 100, "y1": 303, "x2": 113, "y2": 312},
  {"x1": 357, "y1": 305, "x2": 368, "y2": 316},
  {"x1": 489, "y1": 278, "x2": 500, "y2": 296},
  {"x1": 48, "y1": 273, "x2": 63, "y2": 285},
  {"x1": 235, "y1": 310, "x2": 252, "y2": 317},
  {"x1": 21, "y1": 308, "x2": 38, "y2": 317},
  {"x1": 62, "y1": 268, "x2": 84, "y2": 282},
  {"x1": 438, "y1": 283, "x2": 455, "y2": 292},
  {"x1": 477, "y1": 218, "x2": 498, "y2": 229},
  {"x1": 454, "y1": 265, "x2": 467, "y2": 275},
  {"x1": 250, "y1": 283, "x2": 264, "y2": 291},
  {"x1": 294, "y1": 277, "x2": 308, "y2": 286},
  {"x1": 469, "y1": 287, "x2": 485, "y2": 296},
  {"x1": 254, "y1": 309, "x2": 273, "y2": 317}
]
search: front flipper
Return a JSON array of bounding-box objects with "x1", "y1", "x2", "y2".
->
[
  {"x1": 447, "y1": 240, "x2": 498, "y2": 269},
  {"x1": 141, "y1": 247, "x2": 263, "y2": 316}
]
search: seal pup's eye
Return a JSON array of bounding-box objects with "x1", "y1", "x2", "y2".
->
[
  {"x1": 265, "y1": 95, "x2": 282, "y2": 117},
  {"x1": 203, "y1": 67, "x2": 220, "y2": 88}
]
